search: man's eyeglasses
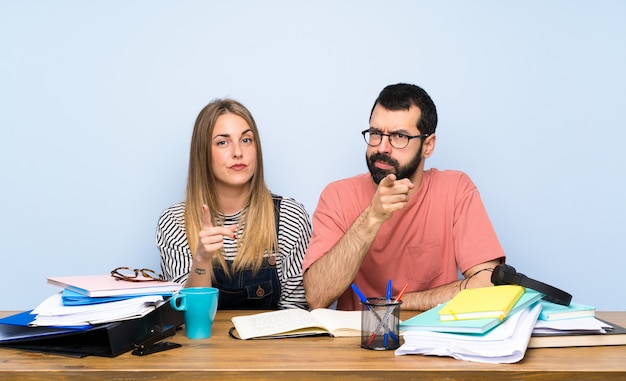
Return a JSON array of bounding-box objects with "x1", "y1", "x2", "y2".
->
[
  {"x1": 361, "y1": 129, "x2": 430, "y2": 149},
  {"x1": 111, "y1": 267, "x2": 166, "y2": 282}
]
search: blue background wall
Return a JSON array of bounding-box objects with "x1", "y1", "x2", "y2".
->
[{"x1": 1, "y1": 1, "x2": 624, "y2": 310}]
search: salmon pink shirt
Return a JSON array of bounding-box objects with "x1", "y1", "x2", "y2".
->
[{"x1": 303, "y1": 169, "x2": 505, "y2": 310}]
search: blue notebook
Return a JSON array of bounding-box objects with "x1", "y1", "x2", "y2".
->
[
  {"x1": 538, "y1": 300, "x2": 595, "y2": 321},
  {"x1": 0, "y1": 310, "x2": 90, "y2": 334},
  {"x1": 61, "y1": 288, "x2": 173, "y2": 306},
  {"x1": 400, "y1": 289, "x2": 543, "y2": 334}
]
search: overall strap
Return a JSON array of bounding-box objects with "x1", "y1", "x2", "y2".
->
[{"x1": 271, "y1": 195, "x2": 282, "y2": 236}]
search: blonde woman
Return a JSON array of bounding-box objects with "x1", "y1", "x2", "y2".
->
[{"x1": 157, "y1": 99, "x2": 311, "y2": 310}]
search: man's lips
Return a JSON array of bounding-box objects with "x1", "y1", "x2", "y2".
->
[{"x1": 374, "y1": 161, "x2": 394, "y2": 170}]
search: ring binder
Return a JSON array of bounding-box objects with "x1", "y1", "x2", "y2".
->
[{"x1": 0, "y1": 300, "x2": 184, "y2": 357}]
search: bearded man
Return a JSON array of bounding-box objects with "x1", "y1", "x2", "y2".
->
[{"x1": 303, "y1": 83, "x2": 505, "y2": 311}]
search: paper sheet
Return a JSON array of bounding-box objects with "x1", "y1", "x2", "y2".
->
[
  {"x1": 396, "y1": 303, "x2": 542, "y2": 363},
  {"x1": 30, "y1": 292, "x2": 163, "y2": 326}
]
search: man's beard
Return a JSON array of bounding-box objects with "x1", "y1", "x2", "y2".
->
[{"x1": 366, "y1": 147, "x2": 423, "y2": 185}]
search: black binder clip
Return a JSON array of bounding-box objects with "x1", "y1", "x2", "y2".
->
[{"x1": 132, "y1": 325, "x2": 181, "y2": 356}]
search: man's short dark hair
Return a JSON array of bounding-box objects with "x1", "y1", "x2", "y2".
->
[{"x1": 369, "y1": 83, "x2": 438, "y2": 135}]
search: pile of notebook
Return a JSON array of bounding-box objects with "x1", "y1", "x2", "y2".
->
[
  {"x1": 0, "y1": 273, "x2": 184, "y2": 357},
  {"x1": 396, "y1": 285, "x2": 622, "y2": 363},
  {"x1": 2, "y1": 273, "x2": 182, "y2": 328},
  {"x1": 397, "y1": 285, "x2": 541, "y2": 363},
  {"x1": 529, "y1": 299, "x2": 626, "y2": 348}
]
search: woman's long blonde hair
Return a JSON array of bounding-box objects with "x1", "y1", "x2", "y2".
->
[{"x1": 184, "y1": 99, "x2": 277, "y2": 276}]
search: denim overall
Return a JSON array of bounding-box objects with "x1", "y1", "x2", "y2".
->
[{"x1": 213, "y1": 197, "x2": 282, "y2": 310}]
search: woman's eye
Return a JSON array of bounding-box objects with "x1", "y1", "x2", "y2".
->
[{"x1": 242, "y1": 137, "x2": 253, "y2": 144}]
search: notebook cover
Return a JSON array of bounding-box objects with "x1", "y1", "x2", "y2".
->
[
  {"x1": 438, "y1": 285, "x2": 525, "y2": 321},
  {"x1": 402, "y1": 289, "x2": 542, "y2": 334},
  {"x1": 538, "y1": 300, "x2": 595, "y2": 321},
  {"x1": 47, "y1": 274, "x2": 182, "y2": 297}
]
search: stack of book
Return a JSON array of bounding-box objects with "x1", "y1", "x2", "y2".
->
[
  {"x1": 47, "y1": 274, "x2": 183, "y2": 299},
  {"x1": 397, "y1": 285, "x2": 543, "y2": 363},
  {"x1": 0, "y1": 273, "x2": 184, "y2": 357},
  {"x1": 529, "y1": 299, "x2": 626, "y2": 348},
  {"x1": 28, "y1": 274, "x2": 183, "y2": 326},
  {"x1": 398, "y1": 286, "x2": 626, "y2": 362}
]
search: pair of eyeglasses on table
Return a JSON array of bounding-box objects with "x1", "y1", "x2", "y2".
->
[{"x1": 110, "y1": 267, "x2": 166, "y2": 282}]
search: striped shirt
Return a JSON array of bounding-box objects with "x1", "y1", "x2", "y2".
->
[{"x1": 156, "y1": 197, "x2": 311, "y2": 310}]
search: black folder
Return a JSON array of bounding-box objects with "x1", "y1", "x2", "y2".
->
[{"x1": 0, "y1": 301, "x2": 184, "y2": 357}]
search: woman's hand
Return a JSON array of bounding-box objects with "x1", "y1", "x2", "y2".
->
[{"x1": 195, "y1": 205, "x2": 237, "y2": 263}]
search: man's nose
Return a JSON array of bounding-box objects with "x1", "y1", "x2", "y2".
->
[{"x1": 377, "y1": 134, "x2": 393, "y2": 153}]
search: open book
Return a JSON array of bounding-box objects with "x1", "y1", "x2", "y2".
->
[{"x1": 231, "y1": 308, "x2": 361, "y2": 340}]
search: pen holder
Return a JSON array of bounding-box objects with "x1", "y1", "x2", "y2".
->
[{"x1": 359, "y1": 297, "x2": 402, "y2": 350}]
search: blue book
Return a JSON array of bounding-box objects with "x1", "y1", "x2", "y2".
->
[
  {"x1": 400, "y1": 289, "x2": 543, "y2": 334},
  {"x1": 61, "y1": 288, "x2": 173, "y2": 306},
  {"x1": 0, "y1": 311, "x2": 90, "y2": 332},
  {"x1": 538, "y1": 300, "x2": 595, "y2": 321}
]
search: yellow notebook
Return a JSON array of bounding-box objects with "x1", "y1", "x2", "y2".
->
[{"x1": 438, "y1": 285, "x2": 526, "y2": 321}]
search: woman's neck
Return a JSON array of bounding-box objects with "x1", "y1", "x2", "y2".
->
[{"x1": 216, "y1": 184, "x2": 251, "y2": 215}]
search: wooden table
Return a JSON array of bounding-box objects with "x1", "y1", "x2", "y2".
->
[{"x1": 1, "y1": 310, "x2": 625, "y2": 381}]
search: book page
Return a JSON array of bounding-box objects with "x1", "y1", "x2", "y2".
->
[
  {"x1": 309, "y1": 308, "x2": 361, "y2": 337},
  {"x1": 231, "y1": 309, "x2": 328, "y2": 340}
]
